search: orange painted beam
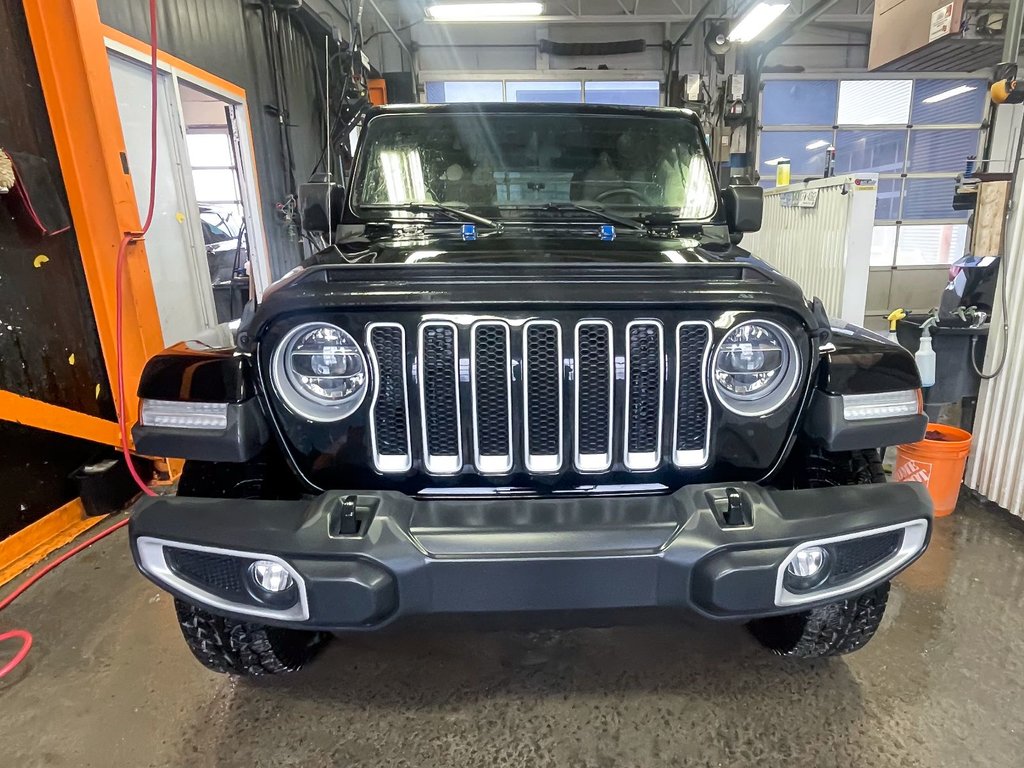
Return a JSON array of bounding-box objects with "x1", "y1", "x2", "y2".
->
[
  {"x1": 0, "y1": 390, "x2": 120, "y2": 447},
  {"x1": 101, "y1": 25, "x2": 247, "y2": 100},
  {"x1": 21, "y1": 0, "x2": 164, "y2": 432},
  {"x1": 0, "y1": 499, "x2": 107, "y2": 588}
]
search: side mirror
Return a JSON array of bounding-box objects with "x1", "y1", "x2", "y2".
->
[
  {"x1": 299, "y1": 181, "x2": 345, "y2": 236},
  {"x1": 723, "y1": 185, "x2": 763, "y2": 233}
]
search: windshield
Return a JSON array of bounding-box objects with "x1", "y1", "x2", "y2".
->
[{"x1": 352, "y1": 111, "x2": 718, "y2": 223}]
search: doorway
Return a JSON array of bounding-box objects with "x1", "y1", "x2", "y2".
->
[{"x1": 105, "y1": 40, "x2": 271, "y2": 345}]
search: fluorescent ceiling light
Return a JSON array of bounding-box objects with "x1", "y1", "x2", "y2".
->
[
  {"x1": 426, "y1": 3, "x2": 544, "y2": 20},
  {"x1": 922, "y1": 84, "x2": 977, "y2": 104},
  {"x1": 764, "y1": 156, "x2": 788, "y2": 166},
  {"x1": 805, "y1": 139, "x2": 830, "y2": 150},
  {"x1": 728, "y1": 2, "x2": 790, "y2": 42}
]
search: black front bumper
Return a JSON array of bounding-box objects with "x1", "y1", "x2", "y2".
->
[{"x1": 129, "y1": 481, "x2": 932, "y2": 631}]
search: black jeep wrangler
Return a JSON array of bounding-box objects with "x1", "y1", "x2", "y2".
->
[{"x1": 130, "y1": 103, "x2": 932, "y2": 676}]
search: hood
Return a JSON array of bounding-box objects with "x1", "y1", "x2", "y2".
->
[{"x1": 316, "y1": 228, "x2": 743, "y2": 267}]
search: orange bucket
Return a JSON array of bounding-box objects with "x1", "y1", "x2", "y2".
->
[{"x1": 893, "y1": 423, "x2": 972, "y2": 517}]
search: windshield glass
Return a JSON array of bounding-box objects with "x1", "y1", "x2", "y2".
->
[{"x1": 352, "y1": 111, "x2": 718, "y2": 222}]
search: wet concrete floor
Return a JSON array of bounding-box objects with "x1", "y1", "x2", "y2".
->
[{"x1": 2, "y1": 493, "x2": 1023, "y2": 767}]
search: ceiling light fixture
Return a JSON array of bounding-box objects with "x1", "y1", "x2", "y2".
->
[
  {"x1": 728, "y1": 2, "x2": 790, "y2": 43},
  {"x1": 805, "y1": 139, "x2": 830, "y2": 150},
  {"x1": 922, "y1": 84, "x2": 977, "y2": 104},
  {"x1": 425, "y1": 3, "x2": 544, "y2": 21}
]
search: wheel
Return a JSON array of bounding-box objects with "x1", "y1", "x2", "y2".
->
[
  {"x1": 174, "y1": 598, "x2": 325, "y2": 676},
  {"x1": 747, "y1": 583, "x2": 890, "y2": 658},
  {"x1": 749, "y1": 448, "x2": 890, "y2": 658},
  {"x1": 802, "y1": 448, "x2": 886, "y2": 488}
]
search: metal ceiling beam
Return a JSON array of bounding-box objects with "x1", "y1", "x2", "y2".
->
[{"x1": 419, "y1": 14, "x2": 872, "y2": 25}]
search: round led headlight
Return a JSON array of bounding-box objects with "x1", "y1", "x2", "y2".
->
[
  {"x1": 271, "y1": 322, "x2": 368, "y2": 422},
  {"x1": 713, "y1": 320, "x2": 800, "y2": 416}
]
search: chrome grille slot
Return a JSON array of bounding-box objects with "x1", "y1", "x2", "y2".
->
[
  {"x1": 624, "y1": 321, "x2": 664, "y2": 471},
  {"x1": 418, "y1": 322, "x2": 463, "y2": 474},
  {"x1": 366, "y1": 323, "x2": 412, "y2": 473},
  {"x1": 673, "y1": 322, "x2": 712, "y2": 467},
  {"x1": 523, "y1": 320, "x2": 563, "y2": 473},
  {"x1": 574, "y1": 320, "x2": 614, "y2": 473},
  {"x1": 471, "y1": 321, "x2": 513, "y2": 474}
]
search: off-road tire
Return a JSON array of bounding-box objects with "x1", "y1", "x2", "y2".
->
[
  {"x1": 803, "y1": 448, "x2": 886, "y2": 488},
  {"x1": 747, "y1": 582, "x2": 890, "y2": 658},
  {"x1": 750, "y1": 447, "x2": 890, "y2": 658},
  {"x1": 174, "y1": 599, "x2": 324, "y2": 676}
]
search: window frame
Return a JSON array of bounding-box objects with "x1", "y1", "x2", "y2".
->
[{"x1": 758, "y1": 72, "x2": 987, "y2": 268}]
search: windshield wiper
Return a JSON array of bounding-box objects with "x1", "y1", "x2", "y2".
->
[
  {"x1": 361, "y1": 203, "x2": 502, "y2": 232},
  {"x1": 528, "y1": 202, "x2": 647, "y2": 233}
]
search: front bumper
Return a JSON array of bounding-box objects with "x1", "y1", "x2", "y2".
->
[{"x1": 129, "y1": 481, "x2": 932, "y2": 631}]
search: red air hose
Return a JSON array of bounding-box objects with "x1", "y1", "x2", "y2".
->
[{"x1": 1, "y1": 0, "x2": 160, "y2": 680}]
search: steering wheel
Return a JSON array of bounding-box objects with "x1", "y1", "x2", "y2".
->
[{"x1": 595, "y1": 187, "x2": 652, "y2": 205}]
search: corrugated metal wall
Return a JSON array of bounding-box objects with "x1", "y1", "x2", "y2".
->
[
  {"x1": 743, "y1": 175, "x2": 876, "y2": 326},
  {"x1": 97, "y1": 0, "x2": 330, "y2": 279},
  {"x1": 965, "y1": 193, "x2": 1024, "y2": 520}
]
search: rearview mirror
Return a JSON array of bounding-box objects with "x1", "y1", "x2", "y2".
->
[{"x1": 723, "y1": 185, "x2": 763, "y2": 234}]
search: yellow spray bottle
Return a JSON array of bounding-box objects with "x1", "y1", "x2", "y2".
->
[{"x1": 886, "y1": 308, "x2": 907, "y2": 343}]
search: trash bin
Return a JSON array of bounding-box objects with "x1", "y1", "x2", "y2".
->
[
  {"x1": 893, "y1": 423, "x2": 972, "y2": 517},
  {"x1": 895, "y1": 316, "x2": 988, "y2": 405}
]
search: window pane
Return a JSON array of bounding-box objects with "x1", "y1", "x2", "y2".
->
[
  {"x1": 761, "y1": 81, "x2": 837, "y2": 126},
  {"x1": 506, "y1": 81, "x2": 581, "y2": 103},
  {"x1": 874, "y1": 178, "x2": 902, "y2": 221},
  {"x1": 871, "y1": 226, "x2": 897, "y2": 266},
  {"x1": 907, "y1": 129, "x2": 980, "y2": 172},
  {"x1": 758, "y1": 131, "x2": 833, "y2": 180},
  {"x1": 192, "y1": 169, "x2": 240, "y2": 203},
  {"x1": 585, "y1": 81, "x2": 659, "y2": 106},
  {"x1": 833, "y1": 130, "x2": 906, "y2": 174},
  {"x1": 186, "y1": 132, "x2": 233, "y2": 168},
  {"x1": 838, "y1": 80, "x2": 912, "y2": 125},
  {"x1": 912, "y1": 79, "x2": 987, "y2": 124},
  {"x1": 426, "y1": 81, "x2": 503, "y2": 103},
  {"x1": 895, "y1": 224, "x2": 969, "y2": 265},
  {"x1": 902, "y1": 178, "x2": 967, "y2": 220}
]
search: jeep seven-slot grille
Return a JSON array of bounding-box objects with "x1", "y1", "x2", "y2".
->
[
  {"x1": 575, "y1": 321, "x2": 614, "y2": 471},
  {"x1": 472, "y1": 322, "x2": 513, "y2": 473},
  {"x1": 367, "y1": 318, "x2": 713, "y2": 476},
  {"x1": 367, "y1": 324, "x2": 412, "y2": 472},
  {"x1": 523, "y1": 321, "x2": 562, "y2": 472},
  {"x1": 625, "y1": 322, "x2": 664, "y2": 470},
  {"x1": 418, "y1": 322, "x2": 462, "y2": 474}
]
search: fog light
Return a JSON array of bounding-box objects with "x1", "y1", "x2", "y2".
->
[
  {"x1": 783, "y1": 546, "x2": 830, "y2": 592},
  {"x1": 249, "y1": 560, "x2": 294, "y2": 593}
]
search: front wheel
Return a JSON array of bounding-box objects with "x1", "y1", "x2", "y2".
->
[
  {"x1": 747, "y1": 583, "x2": 890, "y2": 658},
  {"x1": 750, "y1": 447, "x2": 892, "y2": 658},
  {"x1": 174, "y1": 599, "x2": 325, "y2": 676}
]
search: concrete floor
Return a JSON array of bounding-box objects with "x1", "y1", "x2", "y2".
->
[{"x1": 2, "y1": 494, "x2": 1023, "y2": 768}]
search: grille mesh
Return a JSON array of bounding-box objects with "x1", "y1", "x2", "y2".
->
[
  {"x1": 473, "y1": 324, "x2": 511, "y2": 457},
  {"x1": 421, "y1": 324, "x2": 460, "y2": 458},
  {"x1": 676, "y1": 324, "x2": 710, "y2": 453},
  {"x1": 576, "y1": 323, "x2": 612, "y2": 456},
  {"x1": 369, "y1": 325, "x2": 408, "y2": 456},
  {"x1": 627, "y1": 323, "x2": 662, "y2": 454},
  {"x1": 166, "y1": 548, "x2": 245, "y2": 595},
  {"x1": 525, "y1": 323, "x2": 562, "y2": 459},
  {"x1": 832, "y1": 530, "x2": 903, "y2": 581}
]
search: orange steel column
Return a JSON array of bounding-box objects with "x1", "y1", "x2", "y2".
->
[{"x1": 21, "y1": 0, "x2": 164, "y2": 432}]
